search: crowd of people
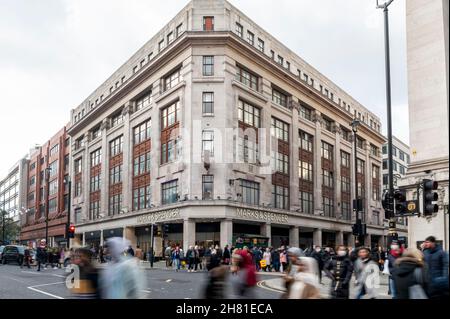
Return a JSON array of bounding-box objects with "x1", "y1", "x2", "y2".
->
[
  {"x1": 9, "y1": 235, "x2": 447, "y2": 300},
  {"x1": 167, "y1": 235, "x2": 448, "y2": 300}
]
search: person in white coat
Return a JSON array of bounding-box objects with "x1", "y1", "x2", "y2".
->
[
  {"x1": 100, "y1": 237, "x2": 145, "y2": 299},
  {"x1": 288, "y1": 257, "x2": 321, "y2": 299},
  {"x1": 263, "y1": 248, "x2": 272, "y2": 272}
]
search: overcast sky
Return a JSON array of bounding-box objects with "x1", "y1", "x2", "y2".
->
[{"x1": 0, "y1": 0, "x2": 409, "y2": 179}]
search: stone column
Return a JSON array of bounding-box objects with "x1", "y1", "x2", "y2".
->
[
  {"x1": 290, "y1": 100, "x2": 300, "y2": 210},
  {"x1": 183, "y1": 219, "x2": 196, "y2": 252},
  {"x1": 121, "y1": 103, "x2": 132, "y2": 212},
  {"x1": 289, "y1": 226, "x2": 299, "y2": 247},
  {"x1": 100, "y1": 229, "x2": 104, "y2": 247},
  {"x1": 313, "y1": 112, "x2": 323, "y2": 213},
  {"x1": 365, "y1": 141, "x2": 371, "y2": 224},
  {"x1": 261, "y1": 223, "x2": 272, "y2": 247},
  {"x1": 378, "y1": 235, "x2": 386, "y2": 248},
  {"x1": 334, "y1": 125, "x2": 342, "y2": 218},
  {"x1": 350, "y1": 134, "x2": 356, "y2": 223},
  {"x1": 336, "y1": 230, "x2": 344, "y2": 246},
  {"x1": 100, "y1": 120, "x2": 109, "y2": 217},
  {"x1": 313, "y1": 228, "x2": 322, "y2": 247},
  {"x1": 347, "y1": 234, "x2": 355, "y2": 248},
  {"x1": 123, "y1": 226, "x2": 137, "y2": 248},
  {"x1": 364, "y1": 233, "x2": 372, "y2": 248},
  {"x1": 220, "y1": 219, "x2": 233, "y2": 248}
]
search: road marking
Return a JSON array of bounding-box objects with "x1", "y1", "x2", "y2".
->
[
  {"x1": 52, "y1": 274, "x2": 66, "y2": 278},
  {"x1": 3, "y1": 276, "x2": 27, "y2": 284},
  {"x1": 30, "y1": 281, "x2": 65, "y2": 288},
  {"x1": 27, "y1": 281, "x2": 65, "y2": 299},
  {"x1": 166, "y1": 279, "x2": 172, "y2": 282},
  {"x1": 142, "y1": 290, "x2": 152, "y2": 293},
  {"x1": 256, "y1": 280, "x2": 284, "y2": 294},
  {"x1": 21, "y1": 271, "x2": 41, "y2": 275},
  {"x1": 28, "y1": 287, "x2": 64, "y2": 299}
]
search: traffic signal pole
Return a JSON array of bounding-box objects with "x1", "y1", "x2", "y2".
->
[{"x1": 377, "y1": 0, "x2": 397, "y2": 245}]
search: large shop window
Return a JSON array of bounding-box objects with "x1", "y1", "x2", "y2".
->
[
  {"x1": 272, "y1": 185, "x2": 289, "y2": 209},
  {"x1": 240, "y1": 180, "x2": 260, "y2": 205},
  {"x1": 162, "y1": 180, "x2": 178, "y2": 205}
]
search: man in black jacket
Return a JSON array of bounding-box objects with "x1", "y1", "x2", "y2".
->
[
  {"x1": 423, "y1": 236, "x2": 449, "y2": 299},
  {"x1": 310, "y1": 246, "x2": 324, "y2": 284},
  {"x1": 36, "y1": 240, "x2": 47, "y2": 271},
  {"x1": 324, "y1": 245, "x2": 354, "y2": 299}
]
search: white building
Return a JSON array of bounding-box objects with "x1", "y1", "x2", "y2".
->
[
  {"x1": 0, "y1": 157, "x2": 29, "y2": 234},
  {"x1": 68, "y1": 0, "x2": 406, "y2": 254},
  {"x1": 399, "y1": 0, "x2": 449, "y2": 251},
  {"x1": 382, "y1": 136, "x2": 411, "y2": 189}
]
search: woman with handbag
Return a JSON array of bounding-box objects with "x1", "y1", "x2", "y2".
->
[{"x1": 392, "y1": 248, "x2": 429, "y2": 299}]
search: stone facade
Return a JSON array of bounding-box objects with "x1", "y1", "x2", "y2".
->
[
  {"x1": 400, "y1": 0, "x2": 449, "y2": 251},
  {"x1": 67, "y1": 0, "x2": 405, "y2": 254}
]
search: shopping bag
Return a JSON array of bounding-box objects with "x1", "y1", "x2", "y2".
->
[
  {"x1": 260, "y1": 260, "x2": 267, "y2": 268},
  {"x1": 382, "y1": 259, "x2": 390, "y2": 275}
]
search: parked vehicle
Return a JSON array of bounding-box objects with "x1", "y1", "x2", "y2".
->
[
  {"x1": 1, "y1": 245, "x2": 25, "y2": 265},
  {"x1": 0, "y1": 246, "x2": 5, "y2": 260}
]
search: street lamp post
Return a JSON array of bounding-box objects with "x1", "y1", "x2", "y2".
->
[
  {"x1": 63, "y1": 176, "x2": 72, "y2": 249},
  {"x1": 376, "y1": 0, "x2": 397, "y2": 244},
  {"x1": 351, "y1": 119, "x2": 362, "y2": 244},
  {"x1": 45, "y1": 167, "x2": 51, "y2": 245}
]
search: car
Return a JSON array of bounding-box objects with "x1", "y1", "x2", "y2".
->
[
  {"x1": 1, "y1": 245, "x2": 25, "y2": 265},
  {"x1": 0, "y1": 245, "x2": 5, "y2": 260}
]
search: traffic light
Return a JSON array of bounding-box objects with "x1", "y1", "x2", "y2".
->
[
  {"x1": 163, "y1": 224, "x2": 170, "y2": 233},
  {"x1": 394, "y1": 189, "x2": 407, "y2": 215},
  {"x1": 423, "y1": 179, "x2": 439, "y2": 216},
  {"x1": 352, "y1": 223, "x2": 359, "y2": 236},
  {"x1": 353, "y1": 199, "x2": 363, "y2": 212},
  {"x1": 67, "y1": 224, "x2": 75, "y2": 238},
  {"x1": 382, "y1": 190, "x2": 394, "y2": 219},
  {"x1": 352, "y1": 223, "x2": 367, "y2": 236}
]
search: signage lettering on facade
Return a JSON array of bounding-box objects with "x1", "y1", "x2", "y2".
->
[
  {"x1": 136, "y1": 209, "x2": 181, "y2": 224},
  {"x1": 236, "y1": 208, "x2": 289, "y2": 224}
]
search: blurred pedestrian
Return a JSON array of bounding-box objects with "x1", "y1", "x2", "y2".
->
[
  {"x1": 69, "y1": 247, "x2": 100, "y2": 299},
  {"x1": 387, "y1": 240, "x2": 401, "y2": 298},
  {"x1": 230, "y1": 249, "x2": 257, "y2": 299},
  {"x1": 271, "y1": 248, "x2": 281, "y2": 272},
  {"x1": 423, "y1": 236, "x2": 449, "y2": 299},
  {"x1": 392, "y1": 248, "x2": 429, "y2": 299},
  {"x1": 99, "y1": 246, "x2": 105, "y2": 263},
  {"x1": 263, "y1": 248, "x2": 271, "y2": 272},
  {"x1": 165, "y1": 245, "x2": 172, "y2": 267},
  {"x1": 253, "y1": 247, "x2": 262, "y2": 272},
  {"x1": 223, "y1": 245, "x2": 231, "y2": 265},
  {"x1": 310, "y1": 246, "x2": 324, "y2": 284},
  {"x1": 354, "y1": 247, "x2": 379, "y2": 299},
  {"x1": 135, "y1": 245, "x2": 143, "y2": 260},
  {"x1": 288, "y1": 257, "x2": 321, "y2": 299},
  {"x1": 100, "y1": 238, "x2": 145, "y2": 299},
  {"x1": 280, "y1": 248, "x2": 288, "y2": 273},
  {"x1": 36, "y1": 239, "x2": 47, "y2": 272},
  {"x1": 21, "y1": 247, "x2": 31, "y2": 269},
  {"x1": 172, "y1": 246, "x2": 181, "y2": 272},
  {"x1": 324, "y1": 245, "x2": 353, "y2": 299},
  {"x1": 127, "y1": 245, "x2": 135, "y2": 257},
  {"x1": 187, "y1": 245, "x2": 195, "y2": 272},
  {"x1": 282, "y1": 247, "x2": 304, "y2": 298}
]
